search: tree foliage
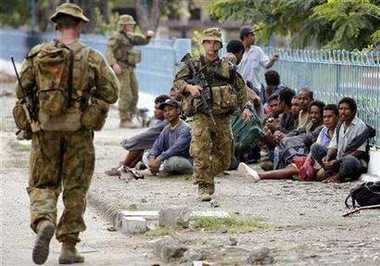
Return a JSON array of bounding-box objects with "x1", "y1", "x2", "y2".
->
[
  {"x1": 0, "y1": 0, "x2": 185, "y2": 34},
  {"x1": 0, "y1": 0, "x2": 30, "y2": 27},
  {"x1": 209, "y1": 0, "x2": 380, "y2": 50}
]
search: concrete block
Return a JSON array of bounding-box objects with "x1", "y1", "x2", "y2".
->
[
  {"x1": 191, "y1": 210, "x2": 230, "y2": 219},
  {"x1": 152, "y1": 236, "x2": 188, "y2": 263},
  {"x1": 121, "y1": 216, "x2": 148, "y2": 234},
  {"x1": 159, "y1": 207, "x2": 191, "y2": 228},
  {"x1": 120, "y1": 210, "x2": 159, "y2": 220},
  {"x1": 114, "y1": 210, "x2": 159, "y2": 230}
]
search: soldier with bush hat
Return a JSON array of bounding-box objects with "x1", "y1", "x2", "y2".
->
[
  {"x1": 106, "y1": 14, "x2": 155, "y2": 128},
  {"x1": 13, "y1": 3, "x2": 119, "y2": 264}
]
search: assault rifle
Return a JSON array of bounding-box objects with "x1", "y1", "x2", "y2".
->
[
  {"x1": 181, "y1": 53, "x2": 216, "y2": 126},
  {"x1": 11, "y1": 57, "x2": 39, "y2": 132}
]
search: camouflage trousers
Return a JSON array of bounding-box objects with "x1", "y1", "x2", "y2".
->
[
  {"x1": 27, "y1": 129, "x2": 95, "y2": 244},
  {"x1": 190, "y1": 114, "x2": 233, "y2": 185},
  {"x1": 117, "y1": 65, "x2": 139, "y2": 121}
]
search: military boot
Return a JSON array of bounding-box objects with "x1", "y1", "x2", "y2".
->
[
  {"x1": 198, "y1": 183, "x2": 212, "y2": 202},
  {"x1": 58, "y1": 242, "x2": 84, "y2": 264},
  {"x1": 32, "y1": 220, "x2": 55, "y2": 265},
  {"x1": 208, "y1": 183, "x2": 215, "y2": 195}
]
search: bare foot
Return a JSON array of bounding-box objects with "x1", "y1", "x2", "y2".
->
[{"x1": 322, "y1": 175, "x2": 340, "y2": 183}]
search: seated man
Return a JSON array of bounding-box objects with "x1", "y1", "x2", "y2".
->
[
  {"x1": 277, "y1": 87, "x2": 296, "y2": 133},
  {"x1": 319, "y1": 97, "x2": 374, "y2": 183},
  {"x1": 260, "y1": 89, "x2": 296, "y2": 165},
  {"x1": 291, "y1": 96, "x2": 301, "y2": 125},
  {"x1": 105, "y1": 94, "x2": 170, "y2": 176},
  {"x1": 143, "y1": 99, "x2": 192, "y2": 176},
  {"x1": 273, "y1": 100, "x2": 325, "y2": 169},
  {"x1": 297, "y1": 88, "x2": 314, "y2": 130},
  {"x1": 261, "y1": 70, "x2": 285, "y2": 115},
  {"x1": 239, "y1": 103, "x2": 338, "y2": 181}
]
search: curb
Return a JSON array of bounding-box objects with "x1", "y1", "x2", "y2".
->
[{"x1": 87, "y1": 190, "x2": 121, "y2": 227}]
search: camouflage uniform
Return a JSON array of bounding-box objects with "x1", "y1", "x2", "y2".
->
[
  {"x1": 174, "y1": 28, "x2": 250, "y2": 198},
  {"x1": 15, "y1": 4, "x2": 119, "y2": 245},
  {"x1": 106, "y1": 15, "x2": 151, "y2": 126}
]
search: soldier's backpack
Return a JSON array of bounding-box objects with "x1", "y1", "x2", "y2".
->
[
  {"x1": 33, "y1": 41, "x2": 96, "y2": 131},
  {"x1": 34, "y1": 41, "x2": 74, "y2": 117},
  {"x1": 345, "y1": 181, "x2": 380, "y2": 208}
]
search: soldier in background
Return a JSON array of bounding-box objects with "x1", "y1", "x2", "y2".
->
[
  {"x1": 13, "y1": 3, "x2": 119, "y2": 264},
  {"x1": 174, "y1": 28, "x2": 253, "y2": 201},
  {"x1": 106, "y1": 15, "x2": 154, "y2": 128}
]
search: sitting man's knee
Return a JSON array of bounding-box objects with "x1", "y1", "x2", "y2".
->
[{"x1": 339, "y1": 155, "x2": 363, "y2": 181}]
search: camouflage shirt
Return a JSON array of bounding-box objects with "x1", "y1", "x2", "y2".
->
[
  {"x1": 106, "y1": 31, "x2": 150, "y2": 66},
  {"x1": 174, "y1": 55, "x2": 249, "y2": 112}
]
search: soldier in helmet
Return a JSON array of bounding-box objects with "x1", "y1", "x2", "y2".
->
[
  {"x1": 106, "y1": 15, "x2": 154, "y2": 128},
  {"x1": 13, "y1": 3, "x2": 119, "y2": 264},
  {"x1": 174, "y1": 28, "x2": 254, "y2": 201}
]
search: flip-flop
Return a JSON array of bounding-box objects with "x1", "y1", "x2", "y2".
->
[{"x1": 124, "y1": 167, "x2": 144, "y2": 180}]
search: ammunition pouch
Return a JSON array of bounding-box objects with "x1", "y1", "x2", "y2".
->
[
  {"x1": 81, "y1": 98, "x2": 109, "y2": 131},
  {"x1": 211, "y1": 85, "x2": 237, "y2": 115},
  {"x1": 115, "y1": 47, "x2": 141, "y2": 66},
  {"x1": 126, "y1": 48, "x2": 141, "y2": 65},
  {"x1": 13, "y1": 101, "x2": 30, "y2": 131}
]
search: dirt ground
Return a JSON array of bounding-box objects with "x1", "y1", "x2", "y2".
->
[{"x1": 2, "y1": 83, "x2": 380, "y2": 265}]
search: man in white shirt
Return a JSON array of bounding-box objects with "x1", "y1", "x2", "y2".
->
[{"x1": 238, "y1": 26, "x2": 279, "y2": 90}]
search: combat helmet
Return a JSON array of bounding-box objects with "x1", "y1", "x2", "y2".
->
[
  {"x1": 201, "y1": 27, "x2": 223, "y2": 46},
  {"x1": 50, "y1": 3, "x2": 89, "y2": 23},
  {"x1": 119, "y1": 15, "x2": 136, "y2": 25}
]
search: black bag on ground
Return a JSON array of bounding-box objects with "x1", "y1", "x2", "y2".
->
[{"x1": 345, "y1": 181, "x2": 380, "y2": 208}]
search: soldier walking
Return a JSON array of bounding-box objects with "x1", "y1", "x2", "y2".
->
[
  {"x1": 174, "y1": 28, "x2": 253, "y2": 201},
  {"x1": 13, "y1": 3, "x2": 119, "y2": 264},
  {"x1": 106, "y1": 15, "x2": 154, "y2": 128}
]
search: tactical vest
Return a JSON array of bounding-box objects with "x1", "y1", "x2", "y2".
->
[
  {"x1": 182, "y1": 56, "x2": 238, "y2": 116},
  {"x1": 112, "y1": 32, "x2": 141, "y2": 66}
]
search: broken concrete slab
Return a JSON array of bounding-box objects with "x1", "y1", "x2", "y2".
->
[
  {"x1": 114, "y1": 210, "x2": 159, "y2": 229},
  {"x1": 120, "y1": 210, "x2": 159, "y2": 220},
  {"x1": 121, "y1": 216, "x2": 148, "y2": 234},
  {"x1": 191, "y1": 210, "x2": 230, "y2": 219},
  {"x1": 246, "y1": 247, "x2": 274, "y2": 265},
  {"x1": 159, "y1": 207, "x2": 191, "y2": 228},
  {"x1": 152, "y1": 237, "x2": 188, "y2": 263},
  {"x1": 115, "y1": 209, "x2": 231, "y2": 231}
]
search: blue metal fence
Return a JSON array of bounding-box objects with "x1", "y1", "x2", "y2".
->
[{"x1": 263, "y1": 48, "x2": 380, "y2": 146}]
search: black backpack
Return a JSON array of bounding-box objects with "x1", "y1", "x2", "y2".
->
[{"x1": 345, "y1": 181, "x2": 380, "y2": 208}]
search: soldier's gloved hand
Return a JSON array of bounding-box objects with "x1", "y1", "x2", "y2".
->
[
  {"x1": 186, "y1": 84, "x2": 203, "y2": 97},
  {"x1": 241, "y1": 109, "x2": 253, "y2": 122},
  {"x1": 146, "y1": 30, "x2": 155, "y2": 38},
  {"x1": 112, "y1": 63, "x2": 122, "y2": 75}
]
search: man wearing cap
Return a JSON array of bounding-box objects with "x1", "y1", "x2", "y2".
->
[
  {"x1": 239, "y1": 26, "x2": 279, "y2": 93},
  {"x1": 14, "y1": 3, "x2": 119, "y2": 264},
  {"x1": 143, "y1": 99, "x2": 192, "y2": 176},
  {"x1": 174, "y1": 27, "x2": 253, "y2": 201},
  {"x1": 106, "y1": 15, "x2": 154, "y2": 128}
]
